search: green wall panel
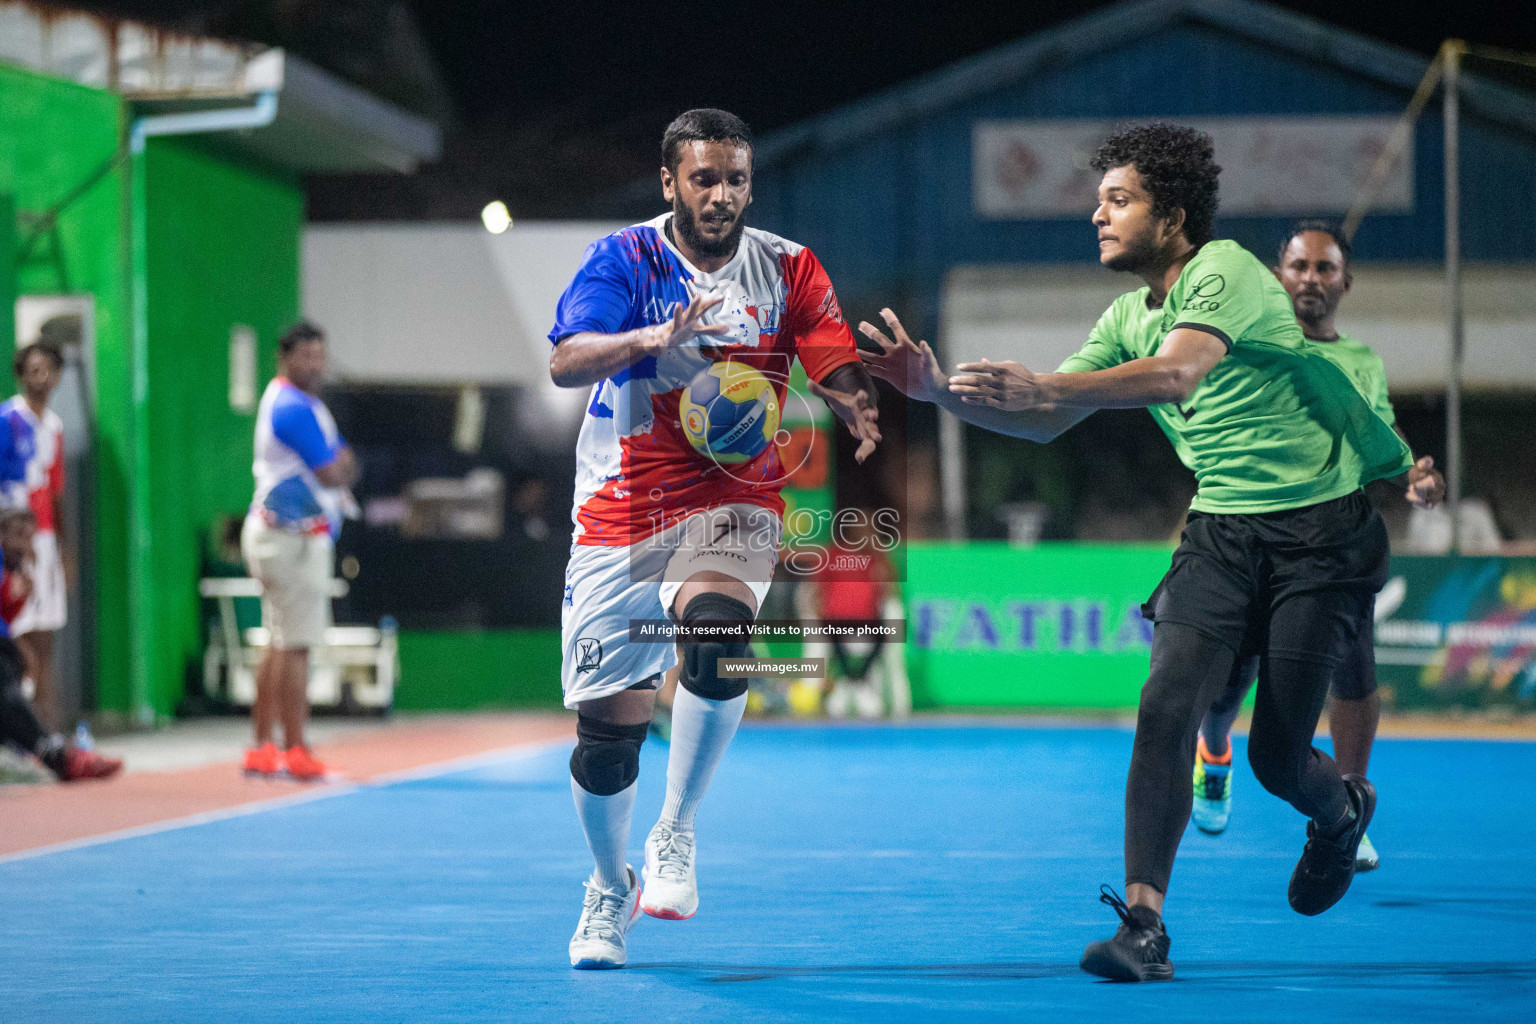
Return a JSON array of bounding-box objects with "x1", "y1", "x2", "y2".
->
[
  {"x1": 0, "y1": 64, "x2": 131, "y2": 711},
  {"x1": 142, "y1": 139, "x2": 301, "y2": 718},
  {"x1": 0, "y1": 192, "x2": 13, "y2": 370},
  {"x1": 396, "y1": 629, "x2": 565, "y2": 710}
]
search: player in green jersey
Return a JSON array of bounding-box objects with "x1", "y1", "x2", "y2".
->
[
  {"x1": 1191, "y1": 222, "x2": 1446, "y2": 866},
  {"x1": 860, "y1": 124, "x2": 1442, "y2": 982}
]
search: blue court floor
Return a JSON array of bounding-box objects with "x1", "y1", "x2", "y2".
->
[{"x1": 3, "y1": 724, "x2": 1534, "y2": 1022}]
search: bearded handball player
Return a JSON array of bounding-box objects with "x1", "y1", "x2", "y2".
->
[
  {"x1": 548, "y1": 108, "x2": 880, "y2": 970},
  {"x1": 861, "y1": 123, "x2": 1441, "y2": 981},
  {"x1": 1191, "y1": 221, "x2": 1444, "y2": 868}
]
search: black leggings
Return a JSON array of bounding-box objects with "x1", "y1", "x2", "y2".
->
[
  {"x1": 1207, "y1": 613, "x2": 1378, "y2": 728},
  {"x1": 1127, "y1": 593, "x2": 1358, "y2": 894}
]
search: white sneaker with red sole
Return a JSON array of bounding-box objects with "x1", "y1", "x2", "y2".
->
[{"x1": 641, "y1": 821, "x2": 699, "y2": 920}]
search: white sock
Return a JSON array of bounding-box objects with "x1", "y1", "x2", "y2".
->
[
  {"x1": 571, "y1": 776, "x2": 635, "y2": 891},
  {"x1": 659, "y1": 687, "x2": 747, "y2": 830}
]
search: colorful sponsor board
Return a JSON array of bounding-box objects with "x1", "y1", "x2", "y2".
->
[
  {"x1": 902, "y1": 545, "x2": 1536, "y2": 711},
  {"x1": 1374, "y1": 556, "x2": 1536, "y2": 708}
]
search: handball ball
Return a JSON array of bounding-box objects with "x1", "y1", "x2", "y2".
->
[{"x1": 680, "y1": 362, "x2": 780, "y2": 464}]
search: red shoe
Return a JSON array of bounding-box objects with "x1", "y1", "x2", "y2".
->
[
  {"x1": 59, "y1": 748, "x2": 124, "y2": 782},
  {"x1": 283, "y1": 745, "x2": 329, "y2": 782},
  {"x1": 242, "y1": 741, "x2": 283, "y2": 777}
]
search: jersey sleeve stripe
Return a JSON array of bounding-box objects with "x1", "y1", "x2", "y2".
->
[{"x1": 1170, "y1": 322, "x2": 1234, "y2": 352}]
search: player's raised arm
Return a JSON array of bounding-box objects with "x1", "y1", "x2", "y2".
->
[
  {"x1": 860, "y1": 308, "x2": 1091, "y2": 442},
  {"x1": 807, "y1": 363, "x2": 881, "y2": 464},
  {"x1": 950, "y1": 327, "x2": 1226, "y2": 411},
  {"x1": 778, "y1": 242, "x2": 881, "y2": 462},
  {"x1": 550, "y1": 286, "x2": 730, "y2": 388}
]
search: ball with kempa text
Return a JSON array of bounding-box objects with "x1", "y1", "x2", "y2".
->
[{"x1": 680, "y1": 361, "x2": 780, "y2": 464}]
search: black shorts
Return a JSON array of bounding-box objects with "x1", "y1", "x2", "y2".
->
[
  {"x1": 1332, "y1": 616, "x2": 1377, "y2": 700},
  {"x1": 1145, "y1": 491, "x2": 1388, "y2": 684},
  {"x1": 1236, "y1": 616, "x2": 1376, "y2": 700}
]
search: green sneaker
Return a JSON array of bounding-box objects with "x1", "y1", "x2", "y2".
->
[
  {"x1": 1192, "y1": 736, "x2": 1233, "y2": 835},
  {"x1": 1355, "y1": 832, "x2": 1380, "y2": 873}
]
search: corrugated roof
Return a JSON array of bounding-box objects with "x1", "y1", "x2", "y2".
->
[{"x1": 754, "y1": 0, "x2": 1536, "y2": 167}]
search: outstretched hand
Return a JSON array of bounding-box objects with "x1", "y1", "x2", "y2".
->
[
  {"x1": 807, "y1": 377, "x2": 881, "y2": 463},
  {"x1": 858, "y1": 309, "x2": 946, "y2": 402},
  {"x1": 946, "y1": 359, "x2": 1053, "y2": 411},
  {"x1": 1406, "y1": 455, "x2": 1445, "y2": 508},
  {"x1": 638, "y1": 281, "x2": 733, "y2": 356}
]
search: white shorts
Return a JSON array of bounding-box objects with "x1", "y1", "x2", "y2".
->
[
  {"x1": 561, "y1": 503, "x2": 781, "y2": 708},
  {"x1": 12, "y1": 530, "x2": 66, "y2": 636},
  {"x1": 241, "y1": 515, "x2": 334, "y2": 650}
]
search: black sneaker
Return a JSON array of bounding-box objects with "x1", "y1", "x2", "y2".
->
[
  {"x1": 1287, "y1": 774, "x2": 1376, "y2": 916},
  {"x1": 1080, "y1": 886, "x2": 1174, "y2": 982}
]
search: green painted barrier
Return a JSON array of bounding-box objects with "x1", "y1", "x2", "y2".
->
[
  {"x1": 390, "y1": 551, "x2": 1536, "y2": 715},
  {"x1": 901, "y1": 544, "x2": 1536, "y2": 712},
  {"x1": 396, "y1": 629, "x2": 565, "y2": 710},
  {"x1": 903, "y1": 543, "x2": 1171, "y2": 708},
  {"x1": 393, "y1": 548, "x2": 1175, "y2": 712}
]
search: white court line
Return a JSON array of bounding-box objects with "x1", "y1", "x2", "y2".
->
[
  {"x1": 0, "y1": 737, "x2": 569, "y2": 867},
  {"x1": 362, "y1": 737, "x2": 567, "y2": 787}
]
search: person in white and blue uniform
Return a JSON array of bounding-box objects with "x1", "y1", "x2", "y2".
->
[{"x1": 240, "y1": 322, "x2": 357, "y2": 781}]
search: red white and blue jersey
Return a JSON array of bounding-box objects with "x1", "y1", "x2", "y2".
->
[
  {"x1": 0, "y1": 397, "x2": 64, "y2": 535},
  {"x1": 250, "y1": 378, "x2": 346, "y2": 538},
  {"x1": 550, "y1": 214, "x2": 859, "y2": 546}
]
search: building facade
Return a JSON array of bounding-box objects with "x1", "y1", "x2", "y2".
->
[{"x1": 0, "y1": 3, "x2": 439, "y2": 722}]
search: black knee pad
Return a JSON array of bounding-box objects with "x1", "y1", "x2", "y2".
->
[
  {"x1": 677, "y1": 592, "x2": 754, "y2": 701},
  {"x1": 569, "y1": 716, "x2": 648, "y2": 796}
]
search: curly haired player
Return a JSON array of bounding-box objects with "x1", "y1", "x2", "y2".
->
[
  {"x1": 862, "y1": 123, "x2": 1438, "y2": 981},
  {"x1": 1191, "y1": 221, "x2": 1443, "y2": 871}
]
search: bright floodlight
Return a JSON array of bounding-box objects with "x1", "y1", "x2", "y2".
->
[{"x1": 481, "y1": 200, "x2": 512, "y2": 234}]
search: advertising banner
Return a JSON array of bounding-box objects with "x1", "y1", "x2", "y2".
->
[
  {"x1": 973, "y1": 116, "x2": 1411, "y2": 220},
  {"x1": 903, "y1": 545, "x2": 1536, "y2": 712},
  {"x1": 1374, "y1": 556, "x2": 1536, "y2": 709},
  {"x1": 903, "y1": 543, "x2": 1171, "y2": 708}
]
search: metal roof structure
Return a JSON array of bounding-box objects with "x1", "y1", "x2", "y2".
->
[
  {"x1": 754, "y1": 0, "x2": 1536, "y2": 168},
  {"x1": 0, "y1": 0, "x2": 440, "y2": 173}
]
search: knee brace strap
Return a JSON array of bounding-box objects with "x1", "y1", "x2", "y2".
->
[
  {"x1": 569, "y1": 716, "x2": 648, "y2": 796},
  {"x1": 678, "y1": 591, "x2": 754, "y2": 701}
]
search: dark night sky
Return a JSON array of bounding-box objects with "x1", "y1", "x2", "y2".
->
[
  {"x1": 79, "y1": 1, "x2": 1536, "y2": 219},
  {"x1": 412, "y1": 1, "x2": 1536, "y2": 133}
]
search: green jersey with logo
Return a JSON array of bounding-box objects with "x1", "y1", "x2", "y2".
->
[
  {"x1": 1057, "y1": 240, "x2": 1410, "y2": 514},
  {"x1": 1306, "y1": 333, "x2": 1395, "y2": 429}
]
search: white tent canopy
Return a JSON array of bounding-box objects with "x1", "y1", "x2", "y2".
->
[{"x1": 303, "y1": 221, "x2": 625, "y2": 385}]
